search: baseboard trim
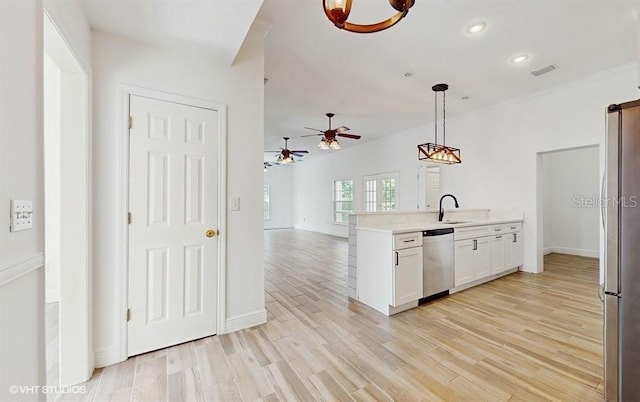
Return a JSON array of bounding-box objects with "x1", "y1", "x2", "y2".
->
[
  {"x1": 546, "y1": 247, "x2": 599, "y2": 259},
  {"x1": 224, "y1": 309, "x2": 267, "y2": 334},
  {"x1": 94, "y1": 347, "x2": 125, "y2": 369},
  {"x1": 520, "y1": 263, "x2": 541, "y2": 274},
  {"x1": 543, "y1": 247, "x2": 554, "y2": 255},
  {"x1": 0, "y1": 253, "x2": 44, "y2": 286}
]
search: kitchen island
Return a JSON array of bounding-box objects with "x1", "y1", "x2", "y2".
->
[{"x1": 351, "y1": 209, "x2": 524, "y2": 316}]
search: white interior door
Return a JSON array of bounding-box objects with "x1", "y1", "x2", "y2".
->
[{"x1": 128, "y1": 95, "x2": 219, "y2": 356}]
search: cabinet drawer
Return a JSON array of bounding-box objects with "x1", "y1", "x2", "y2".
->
[
  {"x1": 453, "y1": 225, "x2": 490, "y2": 241},
  {"x1": 393, "y1": 232, "x2": 422, "y2": 250},
  {"x1": 491, "y1": 222, "x2": 522, "y2": 234}
]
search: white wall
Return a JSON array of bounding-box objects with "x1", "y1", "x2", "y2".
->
[
  {"x1": 542, "y1": 146, "x2": 600, "y2": 258},
  {"x1": 264, "y1": 166, "x2": 294, "y2": 229},
  {"x1": 91, "y1": 27, "x2": 267, "y2": 366},
  {"x1": 43, "y1": 3, "x2": 93, "y2": 384},
  {"x1": 0, "y1": 0, "x2": 46, "y2": 399},
  {"x1": 44, "y1": 53, "x2": 62, "y2": 304},
  {"x1": 293, "y1": 142, "x2": 421, "y2": 237},
  {"x1": 293, "y1": 65, "x2": 639, "y2": 271}
]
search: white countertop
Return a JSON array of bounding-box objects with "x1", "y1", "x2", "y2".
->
[{"x1": 357, "y1": 218, "x2": 524, "y2": 234}]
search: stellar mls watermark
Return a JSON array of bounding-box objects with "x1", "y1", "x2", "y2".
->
[
  {"x1": 8, "y1": 384, "x2": 87, "y2": 395},
  {"x1": 572, "y1": 195, "x2": 638, "y2": 208}
]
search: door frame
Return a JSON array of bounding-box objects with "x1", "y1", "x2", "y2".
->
[
  {"x1": 43, "y1": 9, "x2": 93, "y2": 385},
  {"x1": 362, "y1": 171, "x2": 400, "y2": 212},
  {"x1": 117, "y1": 85, "x2": 227, "y2": 361}
]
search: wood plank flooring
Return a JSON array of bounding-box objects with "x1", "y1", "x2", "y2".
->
[{"x1": 62, "y1": 229, "x2": 603, "y2": 401}]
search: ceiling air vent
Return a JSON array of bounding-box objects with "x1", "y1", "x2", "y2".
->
[{"x1": 531, "y1": 64, "x2": 556, "y2": 77}]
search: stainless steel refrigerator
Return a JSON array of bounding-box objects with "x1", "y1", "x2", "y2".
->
[{"x1": 604, "y1": 99, "x2": 640, "y2": 401}]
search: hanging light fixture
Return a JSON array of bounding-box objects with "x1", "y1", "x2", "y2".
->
[
  {"x1": 418, "y1": 83, "x2": 462, "y2": 165},
  {"x1": 323, "y1": 0, "x2": 415, "y2": 34},
  {"x1": 318, "y1": 138, "x2": 330, "y2": 150}
]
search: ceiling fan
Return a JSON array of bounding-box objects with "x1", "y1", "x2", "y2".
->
[
  {"x1": 302, "y1": 113, "x2": 362, "y2": 150},
  {"x1": 266, "y1": 137, "x2": 308, "y2": 164}
]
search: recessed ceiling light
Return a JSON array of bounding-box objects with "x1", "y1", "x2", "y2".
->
[
  {"x1": 462, "y1": 96, "x2": 470, "y2": 100},
  {"x1": 511, "y1": 54, "x2": 529, "y2": 64},
  {"x1": 403, "y1": 72, "x2": 414, "y2": 78},
  {"x1": 466, "y1": 21, "x2": 487, "y2": 34}
]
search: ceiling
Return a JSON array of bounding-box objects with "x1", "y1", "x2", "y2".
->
[
  {"x1": 80, "y1": 0, "x2": 637, "y2": 162},
  {"x1": 260, "y1": 0, "x2": 637, "y2": 159},
  {"x1": 81, "y1": 0, "x2": 263, "y2": 65}
]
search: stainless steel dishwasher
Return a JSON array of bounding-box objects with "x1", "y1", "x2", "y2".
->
[{"x1": 422, "y1": 228, "x2": 454, "y2": 299}]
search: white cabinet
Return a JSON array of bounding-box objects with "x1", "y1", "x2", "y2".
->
[
  {"x1": 505, "y1": 231, "x2": 523, "y2": 269},
  {"x1": 392, "y1": 247, "x2": 423, "y2": 306},
  {"x1": 455, "y1": 222, "x2": 523, "y2": 287},
  {"x1": 454, "y1": 237, "x2": 490, "y2": 287},
  {"x1": 490, "y1": 235, "x2": 506, "y2": 274},
  {"x1": 357, "y1": 229, "x2": 423, "y2": 315}
]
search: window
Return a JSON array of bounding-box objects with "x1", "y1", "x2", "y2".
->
[
  {"x1": 263, "y1": 184, "x2": 270, "y2": 220},
  {"x1": 333, "y1": 179, "x2": 354, "y2": 224},
  {"x1": 363, "y1": 173, "x2": 398, "y2": 212}
]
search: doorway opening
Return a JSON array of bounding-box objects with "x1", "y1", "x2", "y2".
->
[
  {"x1": 536, "y1": 145, "x2": 601, "y2": 272},
  {"x1": 43, "y1": 12, "x2": 91, "y2": 388}
]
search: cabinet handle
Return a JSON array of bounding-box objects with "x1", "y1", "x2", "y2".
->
[
  {"x1": 395, "y1": 251, "x2": 399, "y2": 266},
  {"x1": 494, "y1": 228, "x2": 502, "y2": 231},
  {"x1": 496, "y1": 235, "x2": 502, "y2": 239},
  {"x1": 403, "y1": 239, "x2": 415, "y2": 243},
  {"x1": 513, "y1": 233, "x2": 517, "y2": 243},
  {"x1": 510, "y1": 226, "x2": 517, "y2": 230},
  {"x1": 473, "y1": 239, "x2": 477, "y2": 250}
]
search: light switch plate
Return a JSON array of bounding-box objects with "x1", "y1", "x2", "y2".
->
[
  {"x1": 10, "y1": 199, "x2": 33, "y2": 232},
  {"x1": 230, "y1": 197, "x2": 240, "y2": 211}
]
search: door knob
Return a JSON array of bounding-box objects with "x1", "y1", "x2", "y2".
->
[{"x1": 206, "y1": 229, "x2": 219, "y2": 238}]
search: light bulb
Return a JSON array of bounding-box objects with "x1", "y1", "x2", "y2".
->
[{"x1": 318, "y1": 139, "x2": 329, "y2": 150}]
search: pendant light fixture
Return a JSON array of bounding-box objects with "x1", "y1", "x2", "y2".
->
[
  {"x1": 418, "y1": 83, "x2": 462, "y2": 164},
  {"x1": 323, "y1": 0, "x2": 415, "y2": 34}
]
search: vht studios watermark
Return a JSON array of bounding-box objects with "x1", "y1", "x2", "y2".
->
[
  {"x1": 572, "y1": 195, "x2": 638, "y2": 208},
  {"x1": 8, "y1": 384, "x2": 86, "y2": 395}
]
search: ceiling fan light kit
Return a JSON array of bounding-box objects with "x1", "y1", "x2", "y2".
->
[
  {"x1": 303, "y1": 112, "x2": 361, "y2": 150},
  {"x1": 418, "y1": 83, "x2": 462, "y2": 165},
  {"x1": 323, "y1": 0, "x2": 415, "y2": 34},
  {"x1": 267, "y1": 137, "x2": 309, "y2": 165}
]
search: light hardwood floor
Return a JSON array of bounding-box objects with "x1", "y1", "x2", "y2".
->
[{"x1": 62, "y1": 229, "x2": 603, "y2": 401}]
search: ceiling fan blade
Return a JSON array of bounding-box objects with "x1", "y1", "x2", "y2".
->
[
  {"x1": 291, "y1": 150, "x2": 309, "y2": 155},
  {"x1": 301, "y1": 133, "x2": 323, "y2": 138},
  {"x1": 304, "y1": 127, "x2": 325, "y2": 133},
  {"x1": 335, "y1": 126, "x2": 350, "y2": 133},
  {"x1": 337, "y1": 133, "x2": 361, "y2": 139}
]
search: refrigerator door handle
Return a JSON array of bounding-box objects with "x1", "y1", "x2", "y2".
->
[
  {"x1": 605, "y1": 109, "x2": 620, "y2": 295},
  {"x1": 600, "y1": 172, "x2": 606, "y2": 230}
]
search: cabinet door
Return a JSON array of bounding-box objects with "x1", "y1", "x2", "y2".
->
[
  {"x1": 454, "y1": 240, "x2": 474, "y2": 286},
  {"x1": 392, "y1": 247, "x2": 423, "y2": 306},
  {"x1": 475, "y1": 238, "x2": 491, "y2": 280},
  {"x1": 490, "y1": 235, "x2": 506, "y2": 274},
  {"x1": 505, "y1": 232, "x2": 523, "y2": 269}
]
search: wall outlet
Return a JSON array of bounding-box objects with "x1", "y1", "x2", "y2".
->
[{"x1": 10, "y1": 199, "x2": 33, "y2": 232}]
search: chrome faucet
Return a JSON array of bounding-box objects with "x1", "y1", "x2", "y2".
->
[{"x1": 438, "y1": 194, "x2": 459, "y2": 222}]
